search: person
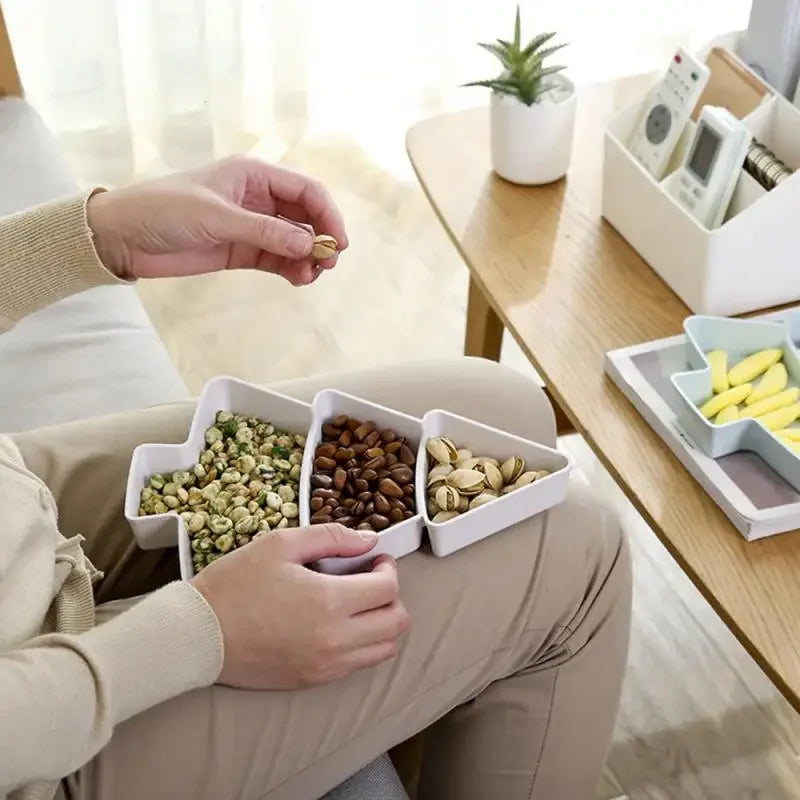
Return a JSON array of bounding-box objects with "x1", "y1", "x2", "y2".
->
[{"x1": 0, "y1": 156, "x2": 632, "y2": 800}]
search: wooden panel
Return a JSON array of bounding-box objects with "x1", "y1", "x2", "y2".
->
[
  {"x1": 0, "y1": 4, "x2": 21, "y2": 97},
  {"x1": 406, "y1": 78, "x2": 800, "y2": 711}
]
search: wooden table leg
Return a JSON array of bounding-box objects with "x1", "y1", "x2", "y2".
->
[
  {"x1": 544, "y1": 387, "x2": 576, "y2": 436},
  {"x1": 0, "y1": 5, "x2": 22, "y2": 98},
  {"x1": 464, "y1": 274, "x2": 503, "y2": 360}
]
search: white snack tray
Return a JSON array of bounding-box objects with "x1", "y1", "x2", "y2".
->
[
  {"x1": 126, "y1": 377, "x2": 572, "y2": 577},
  {"x1": 299, "y1": 390, "x2": 424, "y2": 575},
  {"x1": 417, "y1": 410, "x2": 571, "y2": 557},
  {"x1": 604, "y1": 309, "x2": 800, "y2": 541}
]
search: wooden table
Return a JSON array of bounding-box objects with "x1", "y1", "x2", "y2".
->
[
  {"x1": 0, "y1": 4, "x2": 21, "y2": 98},
  {"x1": 406, "y1": 78, "x2": 800, "y2": 712}
]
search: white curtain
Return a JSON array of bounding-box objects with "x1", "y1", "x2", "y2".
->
[{"x1": 3, "y1": 0, "x2": 751, "y2": 186}]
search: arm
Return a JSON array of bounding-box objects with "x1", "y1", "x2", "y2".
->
[
  {"x1": 0, "y1": 192, "x2": 123, "y2": 332},
  {"x1": 0, "y1": 582, "x2": 222, "y2": 789}
]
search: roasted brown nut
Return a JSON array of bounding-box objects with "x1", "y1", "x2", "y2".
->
[
  {"x1": 322, "y1": 423, "x2": 341, "y2": 438},
  {"x1": 311, "y1": 511, "x2": 333, "y2": 524},
  {"x1": 333, "y1": 468, "x2": 347, "y2": 490},
  {"x1": 384, "y1": 441, "x2": 402, "y2": 454},
  {"x1": 379, "y1": 478, "x2": 404, "y2": 498},
  {"x1": 338, "y1": 429, "x2": 353, "y2": 447},
  {"x1": 354, "y1": 422, "x2": 376, "y2": 442},
  {"x1": 366, "y1": 513, "x2": 390, "y2": 531},
  {"x1": 316, "y1": 442, "x2": 337, "y2": 459},
  {"x1": 314, "y1": 456, "x2": 337, "y2": 471},
  {"x1": 399, "y1": 444, "x2": 416, "y2": 465},
  {"x1": 311, "y1": 474, "x2": 333, "y2": 489},
  {"x1": 310, "y1": 496, "x2": 324, "y2": 512},
  {"x1": 332, "y1": 414, "x2": 349, "y2": 428},
  {"x1": 374, "y1": 492, "x2": 391, "y2": 514}
]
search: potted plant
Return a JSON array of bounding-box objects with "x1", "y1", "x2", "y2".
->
[{"x1": 466, "y1": 6, "x2": 577, "y2": 185}]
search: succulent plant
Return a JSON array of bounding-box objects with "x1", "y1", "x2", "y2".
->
[{"x1": 464, "y1": 5, "x2": 567, "y2": 106}]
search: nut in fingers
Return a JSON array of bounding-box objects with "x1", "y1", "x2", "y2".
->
[{"x1": 312, "y1": 234, "x2": 338, "y2": 260}]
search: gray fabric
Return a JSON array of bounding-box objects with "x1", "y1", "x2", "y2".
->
[
  {"x1": 0, "y1": 97, "x2": 76, "y2": 214},
  {"x1": 321, "y1": 755, "x2": 408, "y2": 800},
  {"x1": 0, "y1": 97, "x2": 188, "y2": 432}
]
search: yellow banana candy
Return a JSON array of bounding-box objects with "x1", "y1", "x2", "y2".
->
[
  {"x1": 699, "y1": 384, "x2": 752, "y2": 418},
  {"x1": 728, "y1": 348, "x2": 783, "y2": 386},
  {"x1": 706, "y1": 350, "x2": 729, "y2": 394},
  {"x1": 775, "y1": 428, "x2": 800, "y2": 442},
  {"x1": 715, "y1": 405, "x2": 739, "y2": 425},
  {"x1": 740, "y1": 387, "x2": 800, "y2": 419},
  {"x1": 745, "y1": 362, "x2": 788, "y2": 406},
  {"x1": 755, "y1": 402, "x2": 800, "y2": 431}
]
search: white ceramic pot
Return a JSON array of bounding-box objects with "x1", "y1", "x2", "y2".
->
[{"x1": 490, "y1": 75, "x2": 577, "y2": 185}]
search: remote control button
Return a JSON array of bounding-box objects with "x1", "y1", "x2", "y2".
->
[
  {"x1": 693, "y1": 187, "x2": 702, "y2": 198},
  {"x1": 680, "y1": 176, "x2": 690, "y2": 188},
  {"x1": 645, "y1": 104, "x2": 671, "y2": 145},
  {"x1": 679, "y1": 190, "x2": 695, "y2": 209}
]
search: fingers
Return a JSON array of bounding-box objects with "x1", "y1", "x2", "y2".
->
[
  {"x1": 237, "y1": 159, "x2": 348, "y2": 248},
  {"x1": 347, "y1": 600, "x2": 411, "y2": 648},
  {"x1": 335, "y1": 556, "x2": 401, "y2": 615},
  {"x1": 219, "y1": 205, "x2": 314, "y2": 259},
  {"x1": 342, "y1": 638, "x2": 402, "y2": 672},
  {"x1": 277, "y1": 523, "x2": 378, "y2": 564}
]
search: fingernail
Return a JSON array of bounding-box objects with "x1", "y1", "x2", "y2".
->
[
  {"x1": 356, "y1": 530, "x2": 378, "y2": 543},
  {"x1": 288, "y1": 228, "x2": 312, "y2": 258}
]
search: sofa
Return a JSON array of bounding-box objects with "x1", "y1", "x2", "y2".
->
[{"x1": 0, "y1": 90, "x2": 408, "y2": 799}]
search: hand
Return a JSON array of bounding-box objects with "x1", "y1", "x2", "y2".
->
[
  {"x1": 86, "y1": 156, "x2": 348, "y2": 287},
  {"x1": 191, "y1": 524, "x2": 410, "y2": 690}
]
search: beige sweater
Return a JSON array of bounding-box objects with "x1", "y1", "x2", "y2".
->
[{"x1": 0, "y1": 194, "x2": 224, "y2": 798}]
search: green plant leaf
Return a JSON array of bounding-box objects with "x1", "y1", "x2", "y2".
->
[
  {"x1": 463, "y1": 78, "x2": 524, "y2": 92},
  {"x1": 513, "y1": 5, "x2": 521, "y2": 50},
  {"x1": 478, "y1": 41, "x2": 515, "y2": 70},
  {"x1": 537, "y1": 64, "x2": 567, "y2": 79},
  {"x1": 521, "y1": 32, "x2": 557, "y2": 58},
  {"x1": 526, "y1": 42, "x2": 567, "y2": 67}
]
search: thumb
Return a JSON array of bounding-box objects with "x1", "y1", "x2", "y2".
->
[
  {"x1": 218, "y1": 206, "x2": 313, "y2": 259},
  {"x1": 280, "y1": 524, "x2": 379, "y2": 564}
]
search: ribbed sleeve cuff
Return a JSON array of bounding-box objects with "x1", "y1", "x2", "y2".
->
[
  {"x1": 79, "y1": 581, "x2": 224, "y2": 724},
  {"x1": 0, "y1": 189, "x2": 129, "y2": 329}
]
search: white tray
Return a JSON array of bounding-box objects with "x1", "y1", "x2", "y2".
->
[
  {"x1": 125, "y1": 376, "x2": 311, "y2": 554},
  {"x1": 416, "y1": 410, "x2": 572, "y2": 557},
  {"x1": 126, "y1": 377, "x2": 574, "y2": 576},
  {"x1": 604, "y1": 308, "x2": 800, "y2": 541},
  {"x1": 300, "y1": 389, "x2": 424, "y2": 575}
]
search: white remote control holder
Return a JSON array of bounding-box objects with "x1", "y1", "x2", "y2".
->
[
  {"x1": 627, "y1": 48, "x2": 711, "y2": 180},
  {"x1": 667, "y1": 106, "x2": 751, "y2": 229}
]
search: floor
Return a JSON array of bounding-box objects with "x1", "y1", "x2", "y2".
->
[{"x1": 6, "y1": 1, "x2": 800, "y2": 797}]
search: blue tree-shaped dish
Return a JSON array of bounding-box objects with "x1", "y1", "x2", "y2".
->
[{"x1": 671, "y1": 312, "x2": 800, "y2": 492}]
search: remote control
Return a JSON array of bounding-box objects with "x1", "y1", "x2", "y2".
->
[
  {"x1": 668, "y1": 106, "x2": 751, "y2": 229},
  {"x1": 627, "y1": 48, "x2": 711, "y2": 180}
]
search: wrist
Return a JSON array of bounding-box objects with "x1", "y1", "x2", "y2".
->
[{"x1": 86, "y1": 190, "x2": 133, "y2": 280}]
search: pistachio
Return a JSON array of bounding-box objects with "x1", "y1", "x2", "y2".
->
[
  {"x1": 455, "y1": 456, "x2": 481, "y2": 470},
  {"x1": 446, "y1": 468, "x2": 485, "y2": 496},
  {"x1": 432, "y1": 510, "x2": 460, "y2": 523},
  {"x1": 514, "y1": 471, "x2": 539, "y2": 488},
  {"x1": 469, "y1": 492, "x2": 497, "y2": 511},
  {"x1": 455, "y1": 448, "x2": 472, "y2": 462},
  {"x1": 426, "y1": 473, "x2": 450, "y2": 492},
  {"x1": 426, "y1": 436, "x2": 459, "y2": 465},
  {"x1": 312, "y1": 234, "x2": 338, "y2": 260},
  {"x1": 434, "y1": 485, "x2": 461, "y2": 512},
  {"x1": 501, "y1": 456, "x2": 526, "y2": 484},
  {"x1": 482, "y1": 462, "x2": 504, "y2": 492},
  {"x1": 428, "y1": 463, "x2": 454, "y2": 481},
  {"x1": 457, "y1": 494, "x2": 469, "y2": 513}
]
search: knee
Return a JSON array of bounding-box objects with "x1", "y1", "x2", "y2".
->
[{"x1": 544, "y1": 476, "x2": 632, "y2": 638}]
